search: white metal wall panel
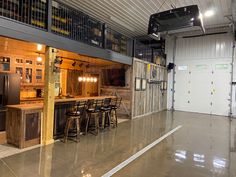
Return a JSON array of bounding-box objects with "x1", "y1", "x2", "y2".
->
[
  {"x1": 166, "y1": 37, "x2": 175, "y2": 110},
  {"x1": 174, "y1": 33, "x2": 233, "y2": 116},
  {"x1": 176, "y1": 34, "x2": 232, "y2": 60}
]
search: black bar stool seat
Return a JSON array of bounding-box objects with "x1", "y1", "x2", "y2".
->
[{"x1": 66, "y1": 111, "x2": 81, "y2": 116}]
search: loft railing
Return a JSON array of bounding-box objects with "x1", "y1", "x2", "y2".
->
[
  {"x1": 51, "y1": 1, "x2": 104, "y2": 48},
  {"x1": 134, "y1": 40, "x2": 166, "y2": 66},
  {"x1": 0, "y1": 0, "x2": 132, "y2": 56},
  {"x1": 135, "y1": 41, "x2": 153, "y2": 63},
  {"x1": 0, "y1": 0, "x2": 47, "y2": 29},
  {"x1": 106, "y1": 27, "x2": 132, "y2": 56}
]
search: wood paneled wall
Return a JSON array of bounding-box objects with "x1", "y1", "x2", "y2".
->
[
  {"x1": 131, "y1": 58, "x2": 167, "y2": 118},
  {"x1": 87, "y1": 65, "x2": 132, "y2": 117}
]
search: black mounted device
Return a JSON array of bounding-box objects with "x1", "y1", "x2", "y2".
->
[{"x1": 148, "y1": 5, "x2": 205, "y2": 40}]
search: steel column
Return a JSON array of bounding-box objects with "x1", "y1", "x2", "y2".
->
[{"x1": 171, "y1": 36, "x2": 177, "y2": 111}]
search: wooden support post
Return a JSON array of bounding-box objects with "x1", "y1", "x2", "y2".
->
[{"x1": 42, "y1": 47, "x2": 56, "y2": 145}]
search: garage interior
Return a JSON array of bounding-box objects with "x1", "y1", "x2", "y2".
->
[{"x1": 0, "y1": 0, "x2": 236, "y2": 177}]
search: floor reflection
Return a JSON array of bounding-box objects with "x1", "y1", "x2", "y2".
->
[{"x1": 0, "y1": 111, "x2": 235, "y2": 177}]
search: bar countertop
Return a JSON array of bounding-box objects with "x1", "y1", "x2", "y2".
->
[{"x1": 7, "y1": 96, "x2": 115, "y2": 110}]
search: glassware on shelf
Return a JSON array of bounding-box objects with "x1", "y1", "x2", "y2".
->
[{"x1": 25, "y1": 68, "x2": 32, "y2": 83}]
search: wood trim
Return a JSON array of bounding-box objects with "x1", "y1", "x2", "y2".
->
[
  {"x1": 0, "y1": 131, "x2": 6, "y2": 144},
  {"x1": 23, "y1": 138, "x2": 40, "y2": 149}
]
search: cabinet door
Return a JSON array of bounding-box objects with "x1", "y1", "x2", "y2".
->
[
  {"x1": 0, "y1": 57, "x2": 10, "y2": 72},
  {"x1": 36, "y1": 69, "x2": 42, "y2": 83},
  {"x1": 0, "y1": 110, "x2": 6, "y2": 131},
  {"x1": 16, "y1": 67, "x2": 23, "y2": 80},
  {"x1": 25, "y1": 113, "x2": 40, "y2": 141},
  {"x1": 25, "y1": 68, "x2": 33, "y2": 84}
]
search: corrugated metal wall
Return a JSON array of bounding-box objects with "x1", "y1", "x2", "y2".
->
[{"x1": 176, "y1": 34, "x2": 232, "y2": 60}]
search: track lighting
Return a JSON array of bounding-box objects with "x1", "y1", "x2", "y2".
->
[{"x1": 72, "y1": 61, "x2": 76, "y2": 67}]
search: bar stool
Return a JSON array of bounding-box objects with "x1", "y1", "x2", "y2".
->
[
  {"x1": 100, "y1": 98, "x2": 112, "y2": 129},
  {"x1": 110, "y1": 97, "x2": 122, "y2": 127},
  {"x1": 63, "y1": 101, "x2": 87, "y2": 143},
  {"x1": 85, "y1": 99, "x2": 103, "y2": 135}
]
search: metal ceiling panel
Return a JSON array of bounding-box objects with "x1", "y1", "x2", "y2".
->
[{"x1": 62, "y1": 0, "x2": 232, "y2": 37}]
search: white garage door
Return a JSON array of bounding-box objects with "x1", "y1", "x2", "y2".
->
[{"x1": 174, "y1": 34, "x2": 233, "y2": 116}]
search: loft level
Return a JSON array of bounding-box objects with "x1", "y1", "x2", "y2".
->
[{"x1": 0, "y1": 0, "x2": 132, "y2": 57}]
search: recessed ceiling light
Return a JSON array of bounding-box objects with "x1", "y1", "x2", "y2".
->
[{"x1": 204, "y1": 10, "x2": 214, "y2": 17}]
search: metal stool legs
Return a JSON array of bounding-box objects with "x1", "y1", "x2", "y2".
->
[
  {"x1": 63, "y1": 117, "x2": 80, "y2": 143},
  {"x1": 85, "y1": 113, "x2": 99, "y2": 135}
]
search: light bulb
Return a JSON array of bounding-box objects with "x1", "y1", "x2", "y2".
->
[
  {"x1": 83, "y1": 77, "x2": 86, "y2": 82},
  {"x1": 86, "y1": 77, "x2": 90, "y2": 82},
  {"x1": 78, "y1": 77, "x2": 83, "y2": 82},
  {"x1": 90, "y1": 78, "x2": 94, "y2": 82},
  {"x1": 94, "y1": 78, "x2": 97, "y2": 82}
]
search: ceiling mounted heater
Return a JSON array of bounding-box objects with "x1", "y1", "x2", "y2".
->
[{"x1": 148, "y1": 5, "x2": 205, "y2": 40}]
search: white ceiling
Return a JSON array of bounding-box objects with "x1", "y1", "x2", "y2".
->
[{"x1": 64, "y1": 0, "x2": 232, "y2": 37}]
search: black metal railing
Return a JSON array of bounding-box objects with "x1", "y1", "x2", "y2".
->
[
  {"x1": 134, "y1": 40, "x2": 166, "y2": 66},
  {"x1": 106, "y1": 28, "x2": 131, "y2": 56},
  {"x1": 134, "y1": 41, "x2": 153, "y2": 63},
  {"x1": 51, "y1": 1, "x2": 103, "y2": 48},
  {"x1": 0, "y1": 0, "x2": 48, "y2": 29},
  {"x1": 0, "y1": 0, "x2": 132, "y2": 56}
]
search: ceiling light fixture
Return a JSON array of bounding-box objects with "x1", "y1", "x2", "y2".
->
[
  {"x1": 78, "y1": 77, "x2": 98, "y2": 83},
  {"x1": 37, "y1": 44, "x2": 43, "y2": 51},
  {"x1": 36, "y1": 54, "x2": 42, "y2": 62},
  {"x1": 72, "y1": 61, "x2": 76, "y2": 67},
  {"x1": 204, "y1": 10, "x2": 214, "y2": 17},
  {"x1": 110, "y1": 16, "x2": 135, "y2": 32}
]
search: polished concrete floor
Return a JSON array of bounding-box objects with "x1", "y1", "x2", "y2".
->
[{"x1": 0, "y1": 111, "x2": 236, "y2": 177}]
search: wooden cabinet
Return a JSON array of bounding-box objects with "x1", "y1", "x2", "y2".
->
[
  {"x1": 6, "y1": 108, "x2": 42, "y2": 149},
  {"x1": 0, "y1": 57, "x2": 45, "y2": 87},
  {"x1": 0, "y1": 57, "x2": 11, "y2": 72},
  {"x1": 0, "y1": 110, "x2": 6, "y2": 144}
]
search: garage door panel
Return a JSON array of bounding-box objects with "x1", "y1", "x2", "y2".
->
[
  {"x1": 175, "y1": 62, "x2": 191, "y2": 111},
  {"x1": 174, "y1": 34, "x2": 232, "y2": 116}
]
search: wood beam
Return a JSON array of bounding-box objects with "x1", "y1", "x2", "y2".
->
[{"x1": 42, "y1": 47, "x2": 56, "y2": 145}]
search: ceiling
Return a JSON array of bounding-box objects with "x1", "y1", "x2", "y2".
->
[
  {"x1": 0, "y1": 36, "x2": 121, "y2": 67},
  {"x1": 63, "y1": 0, "x2": 232, "y2": 37}
]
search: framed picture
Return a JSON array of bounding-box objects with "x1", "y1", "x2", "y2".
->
[
  {"x1": 135, "y1": 77, "x2": 141, "y2": 91},
  {"x1": 141, "y1": 78, "x2": 147, "y2": 91}
]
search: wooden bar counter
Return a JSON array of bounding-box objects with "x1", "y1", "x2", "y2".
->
[{"x1": 6, "y1": 96, "x2": 114, "y2": 148}]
